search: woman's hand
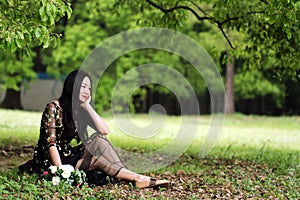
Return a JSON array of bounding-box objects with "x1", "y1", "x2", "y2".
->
[
  {"x1": 80, "y1": 95, "x2": 92, "y2": 111},
  {"x1": 49, "y1": 146, "x2": 62, "y2": 166},
  {"x1": 79, "y1": 95, "x2": 110, "y2": 135}
]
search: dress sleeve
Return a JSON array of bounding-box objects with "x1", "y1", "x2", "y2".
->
[{"x1": 43, "y1": 103, "x2": 57, "y2": 148}]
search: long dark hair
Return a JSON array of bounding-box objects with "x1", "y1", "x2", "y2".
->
[{"x1": 58, "y1": 69, "x2": 92, "y2": 135}]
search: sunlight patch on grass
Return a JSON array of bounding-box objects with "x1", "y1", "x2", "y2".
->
[
  {"x1": 1, "y1": 109, "x2": 299, "y2": 155},
  {"x1": 106, "y1": 114, "x2": 210, "y2": 153},
  {"x1": 0, "y1": 109, "x2": 40, "y2": 146},
  {"x1": 217, "y1": 115, "x2": 300, "y2": 151}
]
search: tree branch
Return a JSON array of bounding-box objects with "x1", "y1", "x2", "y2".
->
[
  {"x1": 145, "y1": 0, "x2": 211, "y2": 21},
  {"x1": 189, "y1": 0, "x2": 209, "y2": 16},
  {"x1": 215, "y1": 22, "x2": 235, "y2": 49},
  {"x1": 145, "y1": 0, "x2": 268, "y2": 49},
  {"x1": 260, "y1": 0, "x2": 269, "y2": 4},
  {"x1": 219, "y1": 11, "x2": 265, "y2": 26},
  {"x1": 145, "y1": 0, "x2": 235, "y2": 48}
]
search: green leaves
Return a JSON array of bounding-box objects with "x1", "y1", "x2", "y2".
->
[
  {"x1": 0, "y1": 0, "x2": 72, "y2": 55},
  {"x1": 295, "y1": 1, "x2": 300, "y2": 9},
  {"x1": 39, "y1": 0, "x2": 72, "y2": 26},
  {"x1": 235, "y1": 70, "x2": 285, "y2": 108},
  {"x1": 0, "y1": 49, "x2": 37, "y2": 90},
  {"x1": 118, "y1": 0, "x2": 300, "y2": 77}
]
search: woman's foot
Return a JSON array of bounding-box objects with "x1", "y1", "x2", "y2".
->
[{"x1": 135, "y1": 176, "x2": 169, "y2": 189}]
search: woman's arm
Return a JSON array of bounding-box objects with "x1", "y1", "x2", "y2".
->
[
  {"x1": 44, "y1": 102, "x2": 62, "y2": 166},
  {"x1": 80, "y1": 97, "x2": 110, "y2": 135},
  {"x1": 49, "y1": 146, "x2": 62, "y2": 166},
  {"x1": 82, "y1": 103, "x2": 110, "y2": 135}
]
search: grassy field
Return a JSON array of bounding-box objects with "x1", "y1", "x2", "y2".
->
[
  {"x1": 0, "y1": 109, "x2": 299, "y2": 154},
  {"x1": 0, "y1": 109, "x2": 299, "y2": 199}
]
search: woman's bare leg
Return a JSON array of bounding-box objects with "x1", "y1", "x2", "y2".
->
[
  {"x1": 78, "y1": 134, "x2": 169, "y2": 188},
  {"x1": 116, "y1": 168, "x2": 169, "y2": 188}
]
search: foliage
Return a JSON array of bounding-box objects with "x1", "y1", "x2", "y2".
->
[
  {"x1": 44, "y1": 22, "x2": 107, "y2": 78},
  {"x1": 0, "y1": 0, "x2": 72, "y2": 55},
  {"x1": 114, "y1": 0, "x2": 187, "y2": 29},
  {"x1": 42, "y1": 1, "x2": 142, "y2": 113},
  {"x1": 0, "y1": 50, "x2": 36, "y2": 90},
  {"x1": 109, "y1": 49, "x2": 205, "y2": 113},
  {"x1": 116, "y1": 0, "x2": 300, "y2": 78},
  {"x1": 0, "y1": 0, "x2": 72, "y2": 93},
  {"x1": 234, "y1": 70, "x2": 285, "y2": 108},
  {"x1": 1, "y1": 0, "x2": 300, "y2": 114}
]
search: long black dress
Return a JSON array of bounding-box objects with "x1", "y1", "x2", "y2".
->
[{"x1": 19, "y1": 101, "x2": 126, "y2": 184}]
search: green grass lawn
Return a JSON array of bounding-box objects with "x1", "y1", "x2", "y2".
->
[
  {"x1": 1, "y1": 109, "x2": 299, "y2": 154},
  {"x1": 0, "y1": 109, "x2": 299, "y2": 199},
  {"x1": 0, "y1": 109, "x2": 41, "y2": 145}
]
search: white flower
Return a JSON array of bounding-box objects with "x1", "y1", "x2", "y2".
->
[
  {"x1": 49, "y1": 165, "x2": 58, "y2": 174},
  {"x1": 44, "y1": 164, "x2": 86, "y2": 186},
  {"x1": 52, "y1": 176, "x2": 60, "y2": 185},
  {"x1": 58, "y1": 164, "x2": 74, "y2": 173},
  {"x1": 61, "y1": 170, "x2": 72, "y2": 179}
]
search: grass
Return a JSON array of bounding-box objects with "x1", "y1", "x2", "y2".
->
[
  {"x1": 1, "y1": 109, "x2": 299, "y2": 154},
  {"x1": 0, "y1": 109, "x2": 40, "y2": 145},
  {"x1": 0, "y1": 109, "x2": 299, "y2": 199}
]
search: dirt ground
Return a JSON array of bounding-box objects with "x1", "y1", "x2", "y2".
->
[
  {"x1": 1, "y1": 144, "x2": 298, "y2": 199},
  {"x1": 0, "y1": 143, "x2": 34, "y2": 171}
]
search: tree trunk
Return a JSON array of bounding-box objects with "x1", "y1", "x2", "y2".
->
[
  {"x1": 0, "y1": 87, "x2": 23, "y2": 109},
  {"x1": 225, "y1": 53, "x2": 235, "y2": 114},
  {"x1": 0, "y1": 46, "x2": 47, "y2": 109},
  {"x1": 0, "y1": 51, "x2": 24, "y2": 109},
  {"x1": 33, "y1": 46, "x2": 46, "y2": 72},
  {"x1": 147, "y1": 87, "x2": 153, "y2": 112}
]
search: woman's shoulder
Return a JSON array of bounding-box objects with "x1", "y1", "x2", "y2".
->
[{"x1": 45, "y1": 99, "x2": 62, "y2": 110}]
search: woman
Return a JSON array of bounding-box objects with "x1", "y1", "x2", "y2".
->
[{"x1": 19, "y1": 69, "x2": 169, "y2": 189}]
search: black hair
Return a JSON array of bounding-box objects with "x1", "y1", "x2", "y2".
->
[{"x1": 58, "y1": 69, "x2": 92, "y2": 135}]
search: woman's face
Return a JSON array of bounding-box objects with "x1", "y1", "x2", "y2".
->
[{"x1": 79, "y1": 76, "x2": 91, "y2": 103}]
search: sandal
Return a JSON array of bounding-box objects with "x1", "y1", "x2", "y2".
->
[{"x1": 135, "y1": 177, "x2": 170, "y2": 189}]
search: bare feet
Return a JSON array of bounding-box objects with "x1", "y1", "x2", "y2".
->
[{"x1": 135, "y1": 176, "x2": 169, "y2": 189}]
